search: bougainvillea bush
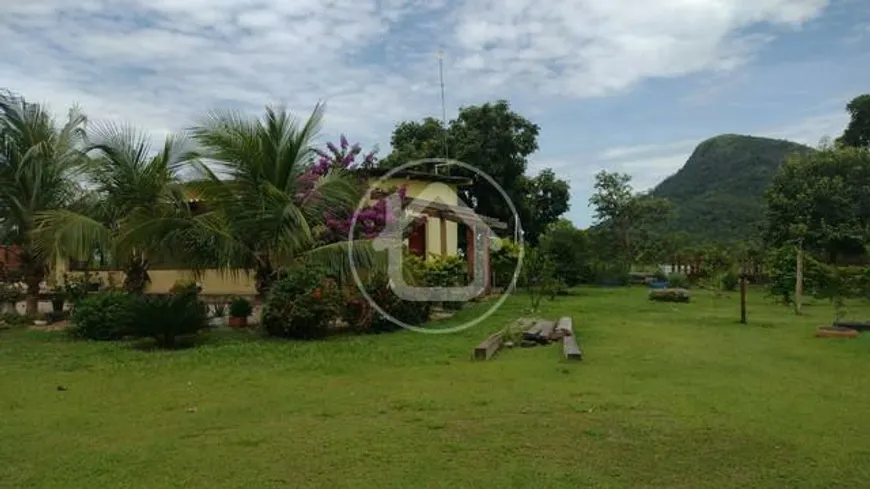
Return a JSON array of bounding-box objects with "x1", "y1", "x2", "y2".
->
[{"x1": 302, "y1": 136, "x2": 413, "y2": 244}]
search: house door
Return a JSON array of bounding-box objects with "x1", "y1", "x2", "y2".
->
[{"x1": 408, "y1": 221, "x2": 426, "y2": 257}]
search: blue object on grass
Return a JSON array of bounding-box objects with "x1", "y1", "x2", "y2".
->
[{"x1": 649, "y1": 281, "x2": 668, "y2": 289}]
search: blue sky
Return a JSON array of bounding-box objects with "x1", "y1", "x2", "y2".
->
[{"x1": 1, "y1": 0, "x2": 868, "y2": 227}]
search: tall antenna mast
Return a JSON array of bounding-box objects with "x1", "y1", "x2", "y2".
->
[{"x1": 437, "y1": 49, "x2": 449, "y2": 165}]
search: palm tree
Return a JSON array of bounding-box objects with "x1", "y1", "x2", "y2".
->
[
  {"x1": 32, "y1": 123, "x2": 196, "y2": 294},
  {"x1": 184, "y1": 103, "x2": 379, "y2": 297},
  {"x1": 0, "y1": 90, "x2": 87, "y2": 315}
]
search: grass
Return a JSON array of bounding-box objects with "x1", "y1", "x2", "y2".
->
[{"x1": 1, "y1": 287, "x2": 870, "y2": 488}]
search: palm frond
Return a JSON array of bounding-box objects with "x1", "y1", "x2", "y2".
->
[{"x1": 303, "y1": 239, "x2": 386, "y2": 283}]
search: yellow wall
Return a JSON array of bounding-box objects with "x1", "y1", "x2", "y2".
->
[
  {"x1": 380, "y1": 178, "x2": 460, "y2": 258},
  {"x1": 54, "y1": 177, "x2": 463, "y2": 295}
]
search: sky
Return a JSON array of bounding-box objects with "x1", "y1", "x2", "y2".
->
[{"x1": 1, "y1": 0, "x2": 869, "y2": 227}]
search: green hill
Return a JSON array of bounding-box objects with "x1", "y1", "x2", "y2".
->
[{"x1": 650, "y1": 134, "x2": 814, "y2": 243}]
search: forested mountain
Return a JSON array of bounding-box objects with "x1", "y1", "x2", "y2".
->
[{"x1": 650, "y1": 134, "x2": 814, "y2": 243}]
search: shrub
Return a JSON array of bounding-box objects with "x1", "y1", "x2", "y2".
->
[
  {"x1": 592, "y1": 262, "x2": 631, "y2": 286},
  {"x1": 130, "y1": 290, "x2": 209, "y2": 348},
  {"x1": 521, "y1": 248, "x2": 557, "y2": 312},
  {"x1": 418, "y1": 253, "x2": 468, "y2": 311},
  {"x1": 491, "y1": 238, "x2": 521, "y2": 288},
  {"x1": 229, "y1": 297, "x2": 253, "y2": 318},
  {"x1": 169, "y1": 279, "x2": 201, "y2": 295},
  {"x1": 0, "y1": 312, "x2": 34, "y2": 327},
  {"x1": 261, "y1": 267, "x2": 336, "y2": 339},
  {"x1": 365, "y1": 272, "x2": 431, "y2": 333},
  {"x1": 667, "y1": 272, "x2": 690, "y2": 289},
  {"x1": 69, "y1": 291, "x2": 138, "y2": 341},
  {"x1": 0, "y1": 282, "x2": 24, "y2": 311},
  {"x1": 649, "y1": 288, "x2": 691, "y2": 303},
  {"x1": 62, "y1": 273, "x2": 92, "y2": 307},
  {"x1": 653, "y1": 269, "x2": 668, "y2": 282},
  {"x1": 720, "y1": 270, "x2": 740, "y2": 292},
  {"x1": 544, "y1": 278, "x2": 567, "y2": 300}
]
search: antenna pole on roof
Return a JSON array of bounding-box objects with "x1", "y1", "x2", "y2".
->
[{"x1": 437, "y1": 49, "x2": 449, "y2": 167}]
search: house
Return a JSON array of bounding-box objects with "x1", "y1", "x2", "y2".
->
[{"x1": 54, "y1": 169, "x2": 507, "y2": 296}]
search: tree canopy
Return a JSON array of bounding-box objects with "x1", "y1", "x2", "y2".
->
[
  {"x1": 837, "y1": 94, "x2": 870, "y2": 149},
  {"x1": 765, "y1": 144, "x2": 870, "y2": 262},
  {"x1": 380, "y1": 100, "x2": 569, "y2": 244}
]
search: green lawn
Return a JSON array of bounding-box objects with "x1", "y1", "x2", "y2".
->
[{"x1": 2, "y1": 287, "x2": 869, "y2": 488}]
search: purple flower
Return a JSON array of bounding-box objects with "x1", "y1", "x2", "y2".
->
[
  {"x1": 340, "y1": 135, "x2": 349, "y2": 150},
  {"x1": 327, "y1": 142, "x2": 338, "y2": 154}
]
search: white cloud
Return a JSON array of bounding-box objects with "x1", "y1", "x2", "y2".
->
[
  {"x1": 0, "y1": 0, "x2": 830, "y2": 151},
  {"x1": 599, "y1": 139, "x2": 698, "y2": 160},
  {"x1": 760, "y1": 111, "x2": 848, "y2": 146}
]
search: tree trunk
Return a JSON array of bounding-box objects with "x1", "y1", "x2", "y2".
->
[
  {"x1": 255, "y1": 262, "x2": 275, "y2": 299},
  {"x1": 794, "y1": 244, "x2": 804, "y2": 315},
  {"x1": 124, "y1": 255, "x2": 151, "y2": 294},
  {"x1": 24, "y1": 272, "x2": 42, "y2": 316}
]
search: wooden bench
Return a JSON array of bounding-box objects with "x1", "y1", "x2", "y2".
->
[{"x1": 556, "y1": 317, "x2": 582, "y2": 360}]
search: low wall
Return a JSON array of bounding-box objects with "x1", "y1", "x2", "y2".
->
[{"x1": 61, "y1": 269, "x2": 257, "y2": 296}]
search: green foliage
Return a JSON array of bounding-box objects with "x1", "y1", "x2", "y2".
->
[
  {"x1": 169, "y1": 279, "x2": 200, "y2": 295},
  {"x1": 589, "y1": 171, "x2": 671, "y2": 266},
  {"x1": 765, "y1": 246, "x2": 829, "y2": 304},
  {"x1": 837, "y1": 94, "x2": 870, "y2": 149},
  {"x1": 62, "y1": 273, "x2": 94, "y2": 307},
  {"x1": 649, "y1": 288, "x2": 691, "y2": 303},
  {"x1": 490, "y1": 238, "x2": 521, "y2": 289},
  {"x1": 667, "y1": 273, "x2": 690, "y2": 289},
  {"x1": 521, "y1": 248, "x2": 557, "y2": 312},
  {"x1": 0, "y1": 312, "x2": 34, "y2": 326},
  {"x1": 591, "y1": 261, "x2": 630, "y2": 286},
  {"x1": 651, "y1": 134, "x2": 813, "y2": 243},
  {"x1": 69, "y1": 291, "x2": 138, "y2": 341},
  {"x1": 228, "y1": 297, "x2": 252, "y2": 318},
  {"x1": 364, "y1": 272, "x2": 431, "y2": 332},
  {"x1": 418, "y1": 254, "x2": 466, "y2": 288},
  {"x1": 720, "y1": 270, "x2": 740, "y2": 292},
  {"x1": 261, "y1": 267, "x2": 335, "y2": 339},
  {"x1": 130, "y1": 290, "x2": 209, "y2": 348},
  {"x1": 416, "y1": 254, "x2": 467, "y2": 311},
  {"x1": 0, "y1": 90, "x2": 87, "y2": 315},
  {"x1": 0, "y1": 282, "x2": 24, "y2": 304},
  {"x1": 539, "y1": 219, "x2": 592, "y2": 286},
  {"x1": 380, "y1": 100, "x2": 569, "y2": 243},
  {"x1": 765, "y1": 145, "x2": 870, "y2": 260}
]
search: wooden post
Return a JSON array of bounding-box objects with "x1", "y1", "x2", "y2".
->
[
  {"x1": 466, "y1": 226, "x2": 475, "y2": 282},
  {"x1": 439, "y1": 214, "x2": 447, "y2": 257},
  {"x1": 739, "y1": 275, "x2": 747, "y2": 324},
  {"x1": 794, "y1": 243, "x2": 804, "y2": 315}
]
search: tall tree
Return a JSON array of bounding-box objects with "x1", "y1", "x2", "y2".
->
[
  {"x1": 0, "y1": 90, "x2": 87, "y2": 314},
  {"x1": 183, "y1": 104, "x2": 380, "y2": 297},
  {"x1": 538, "y1": 219, "x2": 590, "y2": 286},
  {"x1": 765, "y1": 145, "x2": 870, "y2": 313},
  {"x1": 765, "y1": 146, "x2": 870, "y2": 261},
  {"x1": 589, "y1": 170, "x2": 671, "y2": 267},
  {"x1": 380, "y1": 117, "x2": 447, "y2": 169},
  {"x1": 32, "y1": 123, "x2": 196, "y2": 294},
  {"x1": 381, "y1": 100, "x2": 570, "y2": 243},
  {"x1": 837, "y1": 94, "x2": 870, "y2": 149},
  {"x1": 520, "y1": 169, "x2": 571, "y2": 244}
]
